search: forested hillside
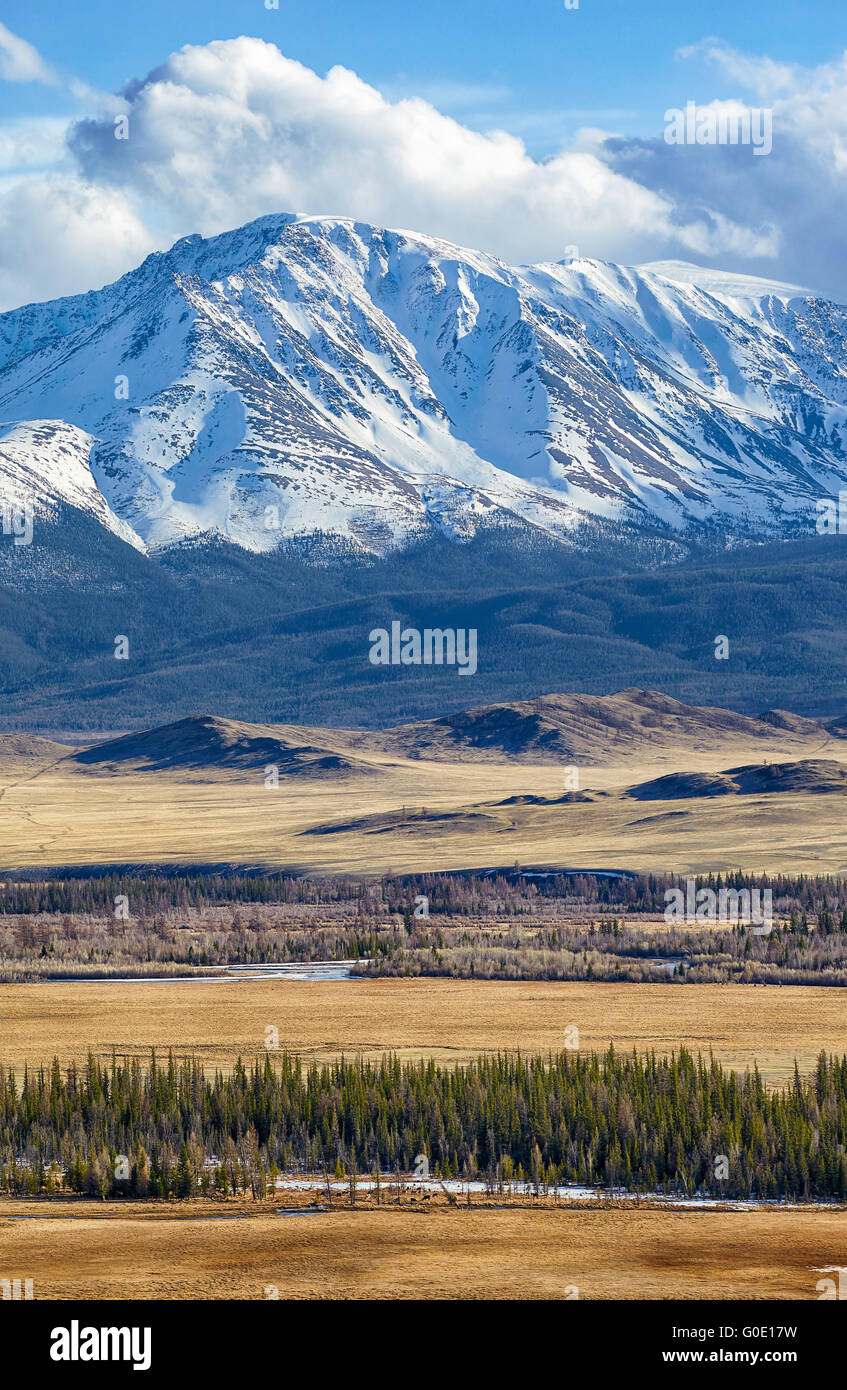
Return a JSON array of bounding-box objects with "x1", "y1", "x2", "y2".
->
[{"x1": 4, "y1": 522, "x2": 847, "y2": 729}]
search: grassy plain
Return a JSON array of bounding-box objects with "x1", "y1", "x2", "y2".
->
[
  {"x1": 1, "y1": 977, "x2": 846, "y2": 1087},
  {"x1": 3, "y1": 694, "x2": 847, "y2": 876},
  {"x1": 3, "y1": 705, "x2": 847, "y2": 1302},
  {"x1": 1, "y1": 1198, "x2": 843, "y2": 1300},
  {"x1": 3, "y1": 734, "x2": 847, "y2": 876}
]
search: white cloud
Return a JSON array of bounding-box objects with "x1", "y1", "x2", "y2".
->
[
  {"x1": 1, "y1": 35, "x2": 846, "y2": 309},
  {"x1": 0, "y1": 175, "x2": 154, "y2": 309},
  {"x1": 0, "y1": 21, "x2": 56, "y2": 85},
  {"x1": 676, "y1": 39, "x2": 799, "y2": 100},
  {"x1": 65, "y1": 38, "x2": 756, "y2": 271},
  {"x1": 599, "y1": 42, "x2": 847, "y2": 300},
  {"x1": 0, "y1": 117, "x2": 70, "y2": 174}
]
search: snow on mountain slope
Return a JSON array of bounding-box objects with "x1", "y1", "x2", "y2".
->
[
  {"x1": 636, "y1": 261, "x2": 811, "y2": 303},
  {"x1": 1, "y1": 213, "x2": 847, "y2": 557},
  {"x1": 0, "y1": 420, "x2": 145, "y2": 550}
]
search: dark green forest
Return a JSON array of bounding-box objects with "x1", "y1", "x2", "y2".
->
[
  {"x1": 4, "y1": 506, "x2": 847, "y2": 729},
  {"x1": 2, "y1": 1048, "x2": 846, "y2": 1201}
]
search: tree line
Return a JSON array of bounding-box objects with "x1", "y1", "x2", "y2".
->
[
  {"x1": 3, "y1": 905, "x2": 846, "y2": 986},
  {"x1": 1, "y1": 1047, "x2": 846, "y2": 1202},
  {"x1": 4, "y1": 868, "x2": 847, "y2": 921}
]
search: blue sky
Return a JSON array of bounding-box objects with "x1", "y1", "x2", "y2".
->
[
  {"x1": 1, "y1": 1, "x2": 846, "y2": 307},
  {"x1": 3, "y1": 0, "x2": 846, "y2": 154}
]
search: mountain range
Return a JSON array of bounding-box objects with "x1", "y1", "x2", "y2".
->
[
  {"x1": 2, "y1": 212, "x2": 846, "y2": 557},
  {"x1": 3, "y1": 214, "x2": 847, "y2": 730}
]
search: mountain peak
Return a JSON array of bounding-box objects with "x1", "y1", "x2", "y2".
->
[{"x1": 1, "y1": 211, "x2": 846, "y2": 559}]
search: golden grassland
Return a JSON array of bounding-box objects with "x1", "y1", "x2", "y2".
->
[
  {"x1": 1, "y1": 1197, "x2": 844, "y2": 1299},
  {"x1": 2, "y1": 978, "x2": 847, "y2": 1087},
  {"x1": 3, "y1": 721, "x2": 847, "y2": 875},
  {"x1": 4, "y1": 957, "x2": 846, "y2": 1300},
  {"x1": 4, "y1": 721, "x2": 846, "y2": 1302}
]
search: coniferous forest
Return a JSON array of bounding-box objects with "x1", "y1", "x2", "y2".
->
[{"x1": 2, "y1": 1047, "x2": 846, "y2": 1202}]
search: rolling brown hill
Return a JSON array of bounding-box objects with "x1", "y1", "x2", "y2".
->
[
  {"x1": 65, "y1": 689, "x2": 847, "y2": 775},
  {"x1": 0, "y1": 733, "x2": 73, "y2": 761},
  {"x1": 357, "y1": 689, "x2": 846, "y2": 764},
  {"x1": 628, "y1": 760, "x2": 847, "y2": 801},
  {"x1": 71, "y1": 714, "x2": 376, "y2": 778},
  {"x1": 4, "y1": 689, "x2": 847, "y2": 877}
]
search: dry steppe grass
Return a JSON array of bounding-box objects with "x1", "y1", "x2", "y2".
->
[
  {"x1": 3, "y1": 730, "x2": 847, "y2": 875},
  {"x1": 1, "y1": 1198, "x2": 843, "y2": 1299},
  {"x1": 3, "y1": 694, "x2": 847, "y2": 875},
  {"x1": 2, "y1": 978, "x2": 846, "y2": 1087}
]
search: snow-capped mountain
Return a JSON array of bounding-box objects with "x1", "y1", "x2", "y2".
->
[{"x1": 2, "y1": 212, "x2": 847, "y2": 557}]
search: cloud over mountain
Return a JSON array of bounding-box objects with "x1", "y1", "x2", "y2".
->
[
  {"x1": 0, "y1": 33, "x2": 802, "y2": 309},
  {"x1": 66, "y1": 38, "x2": 713, "y2": 269},
  {"x1": 599, "y1": 42, "x2": 847, "y2": 303},
  {"x1": 1, "y1": 31, "x2": 847, "y2": 308}
]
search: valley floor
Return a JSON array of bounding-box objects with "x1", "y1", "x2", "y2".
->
[
  {"x1": 2, "y1": 977, "x2": 847, "y2": 1087},
  {"x1": 4, "y1": 715, "x2": 847, "y2": 876},
  {"x1": 1, "y1": 1198, "x2": 843, "y2": 1300},
  {"x1": 4, "y1": 974, "x2": 847, "y2": 1301}
]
